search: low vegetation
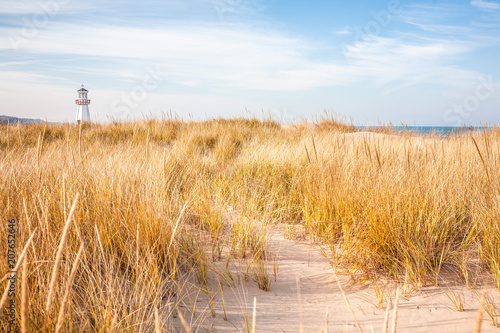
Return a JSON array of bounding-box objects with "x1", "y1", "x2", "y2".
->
[{"x1": 1, "y1": 117, "x2": 499, "y2": 331}]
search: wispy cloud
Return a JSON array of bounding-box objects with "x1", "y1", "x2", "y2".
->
[
  {"x1": 399, "y1": 3, "x2": 473, "y2": 35},
  {"x1": 0, "y1": 1, "x2": 56, "y2": 15},
  {"x1": 470, "y1": 0, "x2": 500, "y2": 27},
  {"x1": 0, "y1": 9, "x2": 489, "y2": 95},
  {"x1": 334, "y1": 26, "x2": 352, "y2": 35},
  {"x1": 342, "y1": 35, "x2": 479, "y2": 91},
  {"x1": 0, "y1": 0, "x2": 95, "y2": 16},
  {"x1": 0, "y1": 19, "x2": 483, "y2": 94},
  {"x1": 471, "y1": 0, "x2": 500, "y2": 11}
]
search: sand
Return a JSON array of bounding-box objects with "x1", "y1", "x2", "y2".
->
[
  {"x1": 172, "y1": 128, "x2": 496, "y2": 331},
  {"x1": 175, "y1": 224, "x2": 500, "y2": 332}
]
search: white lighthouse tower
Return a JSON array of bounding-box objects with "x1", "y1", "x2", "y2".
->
[{"x1": 75, "y1": 84, "x2": 91, "y2": 124}]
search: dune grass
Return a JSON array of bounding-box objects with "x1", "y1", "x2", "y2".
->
[{"x1": 1, "y1": 117, "x2": 500, "y2": 331}]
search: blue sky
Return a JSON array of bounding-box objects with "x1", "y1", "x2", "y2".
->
[{"x1": 1, "y1": 0, "x2": 499, "y2": 125}]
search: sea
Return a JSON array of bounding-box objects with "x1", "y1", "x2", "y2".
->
[{"x1": 356, "y1": 126, "x2": 493, "y2": 137}]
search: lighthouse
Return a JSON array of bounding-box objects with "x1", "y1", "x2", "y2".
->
[{"x1": 75, "y1": 84, "x2": 91, "y2": 124}]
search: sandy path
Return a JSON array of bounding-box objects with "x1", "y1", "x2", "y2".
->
[{"x1": 180, "y1": 227, "x2": 499, "y2": 332}]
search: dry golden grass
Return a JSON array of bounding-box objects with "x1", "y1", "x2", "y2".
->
[{"x1": 1, "y1": 117, "x2": 500, "y2": 331}]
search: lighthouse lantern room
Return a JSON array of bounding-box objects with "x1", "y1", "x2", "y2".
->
[{"x1": 75, "y1": 84, "x2": 91, "y2": 124}]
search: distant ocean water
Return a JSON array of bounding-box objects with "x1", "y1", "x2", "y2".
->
[{"x1": 356, "y1": 126, "x2": 493, "y2": 136}]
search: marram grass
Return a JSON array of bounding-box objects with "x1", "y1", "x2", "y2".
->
[{"x1": 1, "y1": 118, "x2": 500, "y2": 331}]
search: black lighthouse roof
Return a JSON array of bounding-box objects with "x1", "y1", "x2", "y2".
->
[{"x1": 78, "y1": 84, "x2": 88, "y2": 92}]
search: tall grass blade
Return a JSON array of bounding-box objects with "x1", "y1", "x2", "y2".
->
[{"x1": 46, "y1": 193, "x2": 79, "y2": 313}]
